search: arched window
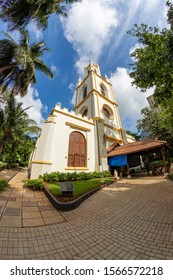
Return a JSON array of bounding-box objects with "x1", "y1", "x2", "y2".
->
[
  {"x1": 103, "y1": 107, "x2": 110, "y2": 118},
  {"x1": 79, "y1": 106, "x2": 88, "y2": 117},
  {"x1": 68, "y1": 132, "x2": 86, "y2": 167},
  {"x1": 82, "y1": 109, "x2": 88, "y2": 117},
  {"x1": 83, "y1": 87, "x2": 87, "y2": 99},
  {"x1": 100, "y1": 85, "x2": 105, "y2": 96},
  {"x1": 102, "y1": 104, "x2": 114, "y2": 120}
]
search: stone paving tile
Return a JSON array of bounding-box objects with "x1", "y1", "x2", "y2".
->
[
  {"x1": 23, "y1": 193, "x2": 35, "y2": 199},
  {"x1": 10, "y1": 191, "x2": 23, "y2": 197},
  {"x1": 37, "y1": 201, "x2": 52, "y2": 206},
  {"x1": 40, "y1": 210, "x2": 60, "y2": 218},
  {"x1": 29, "y1": 198, "x2": 44, "y2": 202},
  {"x1": 22, "y1": 218, "x2": 44, "y2": 227},
  {"x1": 4, "y1": 207, "x2": 21, "y2": 216},
  {"x1": 0, "y1": 189, "x2": 12, "y2": 196},
  {"x1": 43, "y1": 215, "x2": 64, "y2": 225},
  {"x1": 0, "y1": 204, "x2": 5, "y2": 213},
  {"x1": 39, "y1": 205, "x2": 55, "y2": 211},
  {"x1": 22, "y1": 201, "x2": 37, "y2": 207},
  {"x1": 22, "y1": 211, "x2": 42, "y2": 219},
  {"x1": 16, "y1": 198, "x2": 30, "y2": 202},
  {"x1": 0, "y1": 169, "x2": 19, "y2": 181},
  {"x1": 0, "y1": 171, "x2": 173, "y2": 260},
  {"x1": 34, "y1": 193, "x2": 45, "y2": 198},
  {"x1": 6, "y1": 201, "x2": 21, "y2": 207},
  {"x1": 0, "y1": 197, "x2": 15, "y2": 201},
  {"x1": 23, "y1": 207, "x2": 39, "y2": 212},
  {"x1": 0, "y1": 216, "x2": 21, "y2": 227}
]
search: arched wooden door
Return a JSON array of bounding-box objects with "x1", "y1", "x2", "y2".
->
[{"x1": 68, "y1": 132, "x2": 86, "y2": 167}]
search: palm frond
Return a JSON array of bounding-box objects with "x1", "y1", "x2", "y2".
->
[
  {"x1": 0, "y1": 29, "x2": 53, "y2": 96},
  {"x1": 1, "y1": 31, "x2": 18, "y2": 45},
  {"x1": 0, "y1": 0, "x2": 32, "y2": 31},
  {"x1": 34, "y1": 59, "x2": 53, "y2": 79},
  {"x1": 0, "y1": 0, "x2": 78, "y2": 30}
]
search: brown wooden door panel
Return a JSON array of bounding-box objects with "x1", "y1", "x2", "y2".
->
[{"x1": 68, "y1": 132, "x2": 86, "y2": 167}]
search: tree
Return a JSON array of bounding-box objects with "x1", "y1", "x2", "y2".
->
[
  {"x1": 137, "y1": 103, "x2": 173, "y2": 149},
  {"x1": 128, "y1": 1, "x2": 173, "y2": 150},
  {"x1": 167, "y1": 1, "x2": 173, "y2": 28},
  {"x1": 126, "y1": 130, "x2": 141, "y2": 140},
  {"x1": 0, "y1": 0, "x2": 77, "y2": 31},
  {"x1": 128, "y1": 1, "x2": 173, "y2": 104},
  {"x1": 0, "y1": 92, "x2": 41, "y2": 161},
  {"x1": 0, "y1": 29, "x2": 53, "y2": 96},
  {"x1": 128, "y1": 25, "x2": 173, "y2": 104},
  {"x1": 2, "y1": 137, "x2": 36, "y2": 166}
]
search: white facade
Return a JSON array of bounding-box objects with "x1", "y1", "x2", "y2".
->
[{"x1": 30, "y1": 62, "x2": 135, "y2": 179}]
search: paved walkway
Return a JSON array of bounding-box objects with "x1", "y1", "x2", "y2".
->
[
  {"x1": 0, "y1": 170, "x2": 63, "y2": 227},
  {"x1": 0, "y1": 169, "x2": 19, "y2": 181},
  {"x1": 0, "y1": 171, "x2": 173, "y2": 260}
]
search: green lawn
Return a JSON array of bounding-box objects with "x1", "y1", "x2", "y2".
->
[{"x1": 47, "y1": 177, "x2": 114, "y2": 197}]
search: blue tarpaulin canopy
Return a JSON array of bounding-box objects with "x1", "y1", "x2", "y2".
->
[{"x1": 108, "y1": 155, "x2": 127, "y2": 166}]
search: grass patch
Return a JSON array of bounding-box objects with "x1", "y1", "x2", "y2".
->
[
  {"x1": 0, "y1": 178, "x2": 9, "y2": 192},
  {"x1": 47, "y1": 177, "x2": 114, "y2": 200}
]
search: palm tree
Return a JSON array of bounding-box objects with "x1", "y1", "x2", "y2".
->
[
  {"x1": 0, "y1": 29, "x2": 53, "y2": 96},
  {"x1": 0, "y1": 92, "x2": 41, "y2": 158},
  {"x1": 0, "y1": 0, "x2": 77, "y2": 31}
]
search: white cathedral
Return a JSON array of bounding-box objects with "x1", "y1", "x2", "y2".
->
[{"x1": 29, "y1": 61, "x2": 134, "y2": 179}]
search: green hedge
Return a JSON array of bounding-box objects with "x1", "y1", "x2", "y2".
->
[
  {"x1": 0, "y1": 161, "x2": 19, "y2": 170},
  {"x1": 40, "y1": 170, "x2": 112, "y2": 183},
  {"x1": 0, "y1": 178, "x2": 9, "y2": 191},
  {"x1": 0, "y1": 161, "x2": 7, "y2": 170},
  {"x1": 24, "y1": 179, "x2": 44, "y2": 190}
]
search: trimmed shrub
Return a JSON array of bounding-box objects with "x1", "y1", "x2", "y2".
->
[
  {"x1": 41, "y1": 170, "x2": 112, "y2": 183},
  {"x1": 77, "y1": 172, "x2": 91, "y2": 180},
  {"x1": 91, "y1": 171, "x2": 101, "y2": 178},
  {"x1": 102, "y1": 170, "x2": 111, "y2": 177},
  {"x1": 66, "y1": 172, "x2": 79, "y2": 181},
  {"x1": 40, "y1": 172, "x2": 59, "y2": 183},
  {"x1": 0, "y1": 178, "x2": 9, "y2": 191},
  {"x1": 0, "y1": 162, "x2": 7, "y2": 170},
  {"x1": 24, "y1": 179, "x2": 44, "y2": 190}
]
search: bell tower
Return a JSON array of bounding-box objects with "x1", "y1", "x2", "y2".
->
[{"x1": 74, "y1": 61, "x2": 126, "y2": 171}]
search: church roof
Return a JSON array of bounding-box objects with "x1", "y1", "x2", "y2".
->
[
  {"x1": 107, "y1": 139, "x2": 167, "y2": 157},
  {"x1": 107, "y1": 142, "x2": 120, "y2": 153}
]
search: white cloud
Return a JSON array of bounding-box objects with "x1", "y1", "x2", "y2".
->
[
  {"x1": 61, "y1": 0, "x2": 119, "y2": 75},
  {"x1": 61, "y1": 0, "x2": 167, "y2": 74},
  {"x1": 15, "y1": 86, "x2": 45, "y2": 127},
  {"x1": 51, "y1": 64, "x2": 60, "y2": 76},
  {"x1": 68, "y1": 83, "x2": 76, "y2": 106},
  {"x1": 110, "y1": 67, "x2": 154, "y2": 132},
  {"x1": 142, "y1": 0, "x2": 161, "y2": 13},
  {"x1": 75, "y1": 56, "x2": 91, "y2": 77},
  {"x1": 27, "y1": 20, "x2": 43, "y2": 40},
  {"x1": 60, "y1": 0, "x2": 167, "y2": 121},
  {"x1": 51, "y1": 64, "x2": 57, "y2": 73},
  {"x1": 71, "y1": 92, "x2": 76, "y2": 106},
  {"x1": 68, "y1": 83, "x2": 75, "y2": 91}
]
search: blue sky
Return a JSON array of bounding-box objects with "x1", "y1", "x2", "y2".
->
[{"x1": 0, "y1": 0, "x2": 168, "y2": 131}]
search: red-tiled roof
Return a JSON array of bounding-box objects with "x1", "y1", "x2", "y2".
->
[
  {"x1": 107, "y1": 142, "x2": 120, "y2": 153},
  {"x1": 107, "y1": 139, "x2": 167, "y2": 157}
]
